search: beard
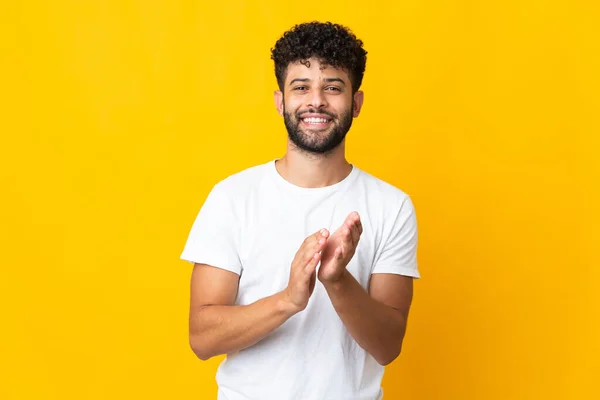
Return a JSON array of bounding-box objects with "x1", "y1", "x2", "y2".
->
[{"x1": 283, "y1": 103, "x2": 354, "y2": 155}]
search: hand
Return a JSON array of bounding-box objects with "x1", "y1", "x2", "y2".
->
[
  {"x1": 318, "y1": 212, "x2": 363, "y2": 284},
  {"x1": 283, "y1": 228, "x2": 330, "y2": 313}
]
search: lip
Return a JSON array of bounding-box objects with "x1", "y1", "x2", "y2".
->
[
  {"x1": 300, "y1": 119, "x2": 332, "y2": 129},
  {"x1": 299, "y1": 113, "x2": 334, "y2": 129},
  {"x1": 300, "y1": 113, "x2": 334, "y2": 121}
]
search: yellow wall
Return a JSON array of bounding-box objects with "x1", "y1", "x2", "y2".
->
[{"x1": 2, "y1": 1, "x2": 598, "y2": 399}]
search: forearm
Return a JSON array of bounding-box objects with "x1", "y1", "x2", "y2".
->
[
  {"x1": 324, "y1": 271, "x2": 407, "y2": 365},
  {"x1": 189, "y1": 291, "x2": 296, "y2": 360}
]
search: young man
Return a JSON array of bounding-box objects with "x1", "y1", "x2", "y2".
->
[{"x1": 181, "y1": 21, "x2": 420, "y2": 400}]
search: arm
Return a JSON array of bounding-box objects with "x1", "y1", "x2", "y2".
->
[
  {"x1": 318, "y1": 205, "x2": 418, "y2": 365},
  {"x1": 323, "y1": 271, "x2": 413, "y2": 366},
  {"x1": 188, "y1": 229, "x2": 329, "y2": 360},
  {"x1": 188, "y1": 264, "x2": 296, "y2": 360}
]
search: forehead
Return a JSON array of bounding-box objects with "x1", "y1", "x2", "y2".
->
[{"x1": 285, "y1": 58, "x2": 350, "y2": 83}]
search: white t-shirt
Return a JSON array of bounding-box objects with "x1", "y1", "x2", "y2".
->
[{"x1": 181, "y1": 159, "x2": 420, "y2": 400}]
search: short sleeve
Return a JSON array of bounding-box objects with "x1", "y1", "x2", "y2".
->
[
  {"x1": 372, "y1": 195, "x2": 420, "y2": 278},
  {"x1": 180, "y1": 182, "x2": 242, "y2": 275}
]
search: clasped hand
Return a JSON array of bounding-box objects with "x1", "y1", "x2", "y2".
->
[
  {"x1": 284, "y1": 212, "x2": 363, "y2": 312},
  {"x1": 318, "y1": 211, "x2": 363, "y2": 283}
]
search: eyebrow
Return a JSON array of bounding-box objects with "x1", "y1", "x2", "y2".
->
[
  {"x1": 288, "y1": 77, "x2": 347, "y2": 86},
  {"x1": 324, "y1": 78, "x2": 346, "y2": 85}
]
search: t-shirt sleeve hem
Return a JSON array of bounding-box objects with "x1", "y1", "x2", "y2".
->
[
  {"x1": 371, "y1": 264, "x2": 421, "y2": 279},
  {"x1": 180, "y1": 253, "x2": 242, "y2": 275}
]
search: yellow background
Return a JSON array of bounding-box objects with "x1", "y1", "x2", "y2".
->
[{"x1": 1, "y1": 1, "x2": 598, "y2": 399}]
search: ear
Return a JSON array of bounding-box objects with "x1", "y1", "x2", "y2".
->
[
  {"x1": 352, "y1": 90, "x2": 364, "y2": 118},
  {"x1": 274, "y1": 90, "x2": 284, "y2": 116}
]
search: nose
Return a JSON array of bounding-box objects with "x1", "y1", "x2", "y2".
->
[{"x1": 306, "y1": 89, "x2": 328, "y2": 109}]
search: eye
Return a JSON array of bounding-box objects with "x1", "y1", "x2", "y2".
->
[
  {"x1": 325, "y1": 86, "x2": 341, "y2": 92},
  {"x1": 293, "y1": 86, "x2": 308, "y2": 91}
]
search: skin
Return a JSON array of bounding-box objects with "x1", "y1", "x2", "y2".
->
[{"x1": 189, "y1": 58, "x2": 414, "y2": 366}]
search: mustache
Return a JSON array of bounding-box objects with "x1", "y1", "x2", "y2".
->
[{"x1": 297, "y1": 109, "x2": 337, "y2": 119}]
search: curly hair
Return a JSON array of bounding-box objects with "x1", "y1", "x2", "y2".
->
[{"x1": 270, "y1": 21, "x2": 367, "y2": 94}]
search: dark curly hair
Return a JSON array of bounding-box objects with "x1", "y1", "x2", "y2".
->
[{"x1": 270, "y1": 21, "x2": 367, "y2": 94}]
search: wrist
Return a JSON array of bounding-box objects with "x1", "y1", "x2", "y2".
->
[
  {"x1": 321, "y1": 269, "x2": 349, "y2": 291},
  {"x1": 276, "y1": 290, "x2": 302, "y2": 316}
]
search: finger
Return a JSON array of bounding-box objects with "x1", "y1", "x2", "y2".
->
[
  {"x1": 354, "y1": 214, "x2": 363, "y2": 235},
  {"x1": 347, "y1": 216, "x2": 360, "y2": 247},
  {"x1": 315, "y1": 235, "x2": 327, "y2": 253},
  {"x1": 348, "y1": 222, "x2": 360, "y2": 248},
  {"x1": 302, "y1": 240, "x2": 323, "y2": 265},
  {"x1": 304, "y1": 229, "x2": 325, "y2": 245},
  {"x1": 300, "y1": 229, "x2": 328, "y2": 260},
  {"x1": 349, "y1": 213, "x2": 362, "y2": 246},
  {"x1": 334, "y1": 227, "x2": 349, "y2": 260},
  {"x1": 344, "y1": 212, "x2": 356, "y2": 229},
  {"x1": 313, "y1": 230, "x2": 328, "y2": 250},
  {"x1": 335, "y1": 246, "x2": 343, "y2": 261},
  {"x1": 342, "y1": 225, "x2": 356, "y2": 249},
  {"x1": 316, "y1": 228, "x2": 329, "y2": 240},
  {"x1": 307, "y1": 228, "x2": 329, "y2": 249},
  {"x1": 304, "y1": 250, "x2": 321, "y2": 274}
]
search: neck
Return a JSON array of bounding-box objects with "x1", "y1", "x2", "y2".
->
[{"x1": 275, "y1": 141, "x2": 352, "y2": 188}]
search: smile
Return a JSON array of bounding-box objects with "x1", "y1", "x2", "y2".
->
[{"x1": 301, "y1": 117, "x2": 332, "y2": 125}]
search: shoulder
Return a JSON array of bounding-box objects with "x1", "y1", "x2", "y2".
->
[
  {"x1": 211, "y1": 160, "x2": 272, "y2": 196},
  {"x1": 354, "y1": 167, "x2": 413, "y2": 210}
]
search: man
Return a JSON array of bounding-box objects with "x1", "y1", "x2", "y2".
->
[{"x1": 181, "y1": 21, "x2": 420, "y2": 400}]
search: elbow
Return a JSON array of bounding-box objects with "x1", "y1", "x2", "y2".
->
[
  {"x1": 189, "y1": 334, "x2": 215, "y2": 361},
  {"x1": 376, "y1": 352, "x2": 399, "y2": 366},
  {"x1": 192, "y1": 349, "x2": 212, "y2": 361},
  {"x1": 376, "y1": 343, "x2": 402, "y2": 366},
  {"x1": 377, "y1": 326, "x2": 407, "y2": 366},
  {"x1": 189, "y1": 311, "x2": 218, "y2": 361}
]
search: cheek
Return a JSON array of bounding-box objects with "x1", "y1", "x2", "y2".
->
[
  {"x1": 283, "y1": 98, "x2": 302, "y2": 114},
  {"x1": 330, "y1": 97, "x2": 353, "y2": 113}
]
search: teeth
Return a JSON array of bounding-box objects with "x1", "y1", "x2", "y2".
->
[{"x1": 303, "y1": 117, "x2": 329, "y2": 124}]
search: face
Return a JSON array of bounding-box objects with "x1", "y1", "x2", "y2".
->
[{"x1": 274, "y1": 58, "x2": 364, "y2": 155}]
